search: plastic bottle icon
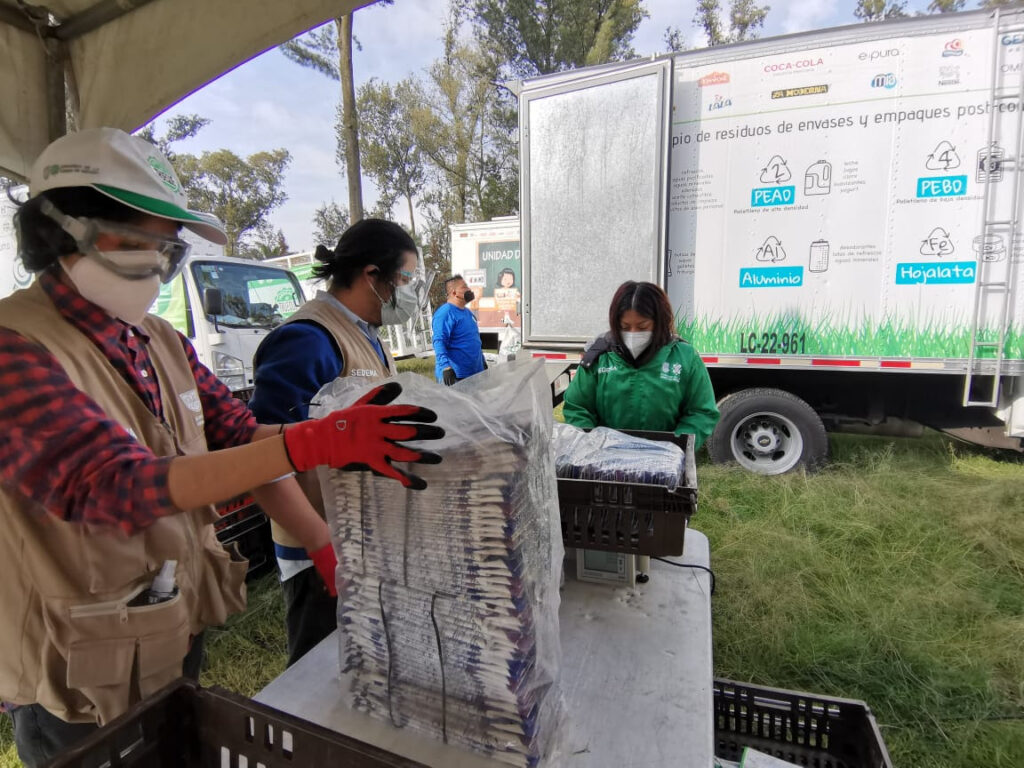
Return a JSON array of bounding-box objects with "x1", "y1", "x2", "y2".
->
[
  {"x1": 809, "y1": 240, "x2": 830, "y2": 272},
  {"x1": 804, "y1": 161, "x2": 832, "y2": 196}
]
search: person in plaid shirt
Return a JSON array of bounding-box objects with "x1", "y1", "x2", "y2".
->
[{"x1": 0, "y1": 128, "x2": 443, "y2": 767}]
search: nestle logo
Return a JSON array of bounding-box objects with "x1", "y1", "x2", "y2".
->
[{"x1": 698, "y1": 71, "x2": 730, "y2": 87}]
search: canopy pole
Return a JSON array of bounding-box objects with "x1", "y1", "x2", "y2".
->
[{"x1": 44, "y1": 37, "x2": 67, "y2": 141}]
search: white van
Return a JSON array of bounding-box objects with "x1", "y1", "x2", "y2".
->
[{"x1": 151, "y1": 244, "x2": 306, "y2": 394}]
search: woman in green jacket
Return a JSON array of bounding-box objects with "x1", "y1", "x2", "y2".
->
[{"x1": 563, "y1": 281, "x2": 720, "y2": 449}]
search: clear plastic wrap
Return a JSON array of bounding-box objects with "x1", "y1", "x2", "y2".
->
[
  {"x1": 311, "y1": 359, "x2": 564, "y2": 767},
  {"x1": 551, "y1": 423, "x2": 688, "y2": 491}
]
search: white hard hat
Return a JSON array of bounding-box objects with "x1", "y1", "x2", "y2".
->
[{"x1": 29, "y1": 127, "x2": 226, "y2": 245}]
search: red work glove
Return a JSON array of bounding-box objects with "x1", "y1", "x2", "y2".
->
[
  {"x1": 282, "y1": 382, "x2": 444, "y2": 490},
  {"x1": 309, "y1": 542, "x2": 338, "y2": 597}
]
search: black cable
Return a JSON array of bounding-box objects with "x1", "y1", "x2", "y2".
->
[{"x1": 652, "y1": 557, "x2": 715, "y2": 595}]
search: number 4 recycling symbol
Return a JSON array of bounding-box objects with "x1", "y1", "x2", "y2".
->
[{"x1": 926, "y1": 141, "x2": 960, "y2": 172}]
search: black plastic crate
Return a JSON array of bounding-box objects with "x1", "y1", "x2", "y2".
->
[
  {"x1": 47, "y1": 678, "x2": 424, "y2": 768},
  {"x1": 214, "y1": 496, "x2": 275, "y2": 581},
  {"x1": 713, "y1": 678, "x2": 894, "y2": 768},
  {"x1": 556, "y1": 430, "x2": 697, "y2": 557}
]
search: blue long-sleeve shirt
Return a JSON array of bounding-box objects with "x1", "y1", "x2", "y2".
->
[{"x1": 432, "y1": 302, "x2": 485, "y2": 381}]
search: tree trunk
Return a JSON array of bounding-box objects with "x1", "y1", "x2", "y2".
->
[
  {"x1": 406, "y1": 192, "x2": 416, "y2": 238},
  {"x1": 337, "y1": 15, "x2": 363, "y2": 222}
]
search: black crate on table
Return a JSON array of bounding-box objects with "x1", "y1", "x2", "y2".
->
[
  {"x1": 47, "y1": 678, "x2": 424, "y2": 768},
  {"x1": 556, "y1": 431, "x2": 697, "y2": 557},
  {"x1": 713, "y1": 678, "x2": 894, "y2": 768},
  {"x1": 214, "y1": 495, "x2": 275, "y2": 581}
]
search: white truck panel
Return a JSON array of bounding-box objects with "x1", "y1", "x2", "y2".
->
[
  {"x1": 449, "y1": 218, "x2": 523, "y2": 335},
  {"x1": 666, "y1": 22, "x2": 1024, "y2": 369}
]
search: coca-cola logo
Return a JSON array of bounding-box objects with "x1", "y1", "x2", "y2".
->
[{"x1": 763, "y1": 57, "x2": 824, "y2": 73}]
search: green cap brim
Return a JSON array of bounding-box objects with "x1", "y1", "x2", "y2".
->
[{"x1": 94, "y1": 184, "x2": 228, "y2": 245}]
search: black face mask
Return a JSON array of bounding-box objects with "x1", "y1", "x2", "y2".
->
[{"x1": 462, "y1": 290, "x2": 475, "y2": 302}]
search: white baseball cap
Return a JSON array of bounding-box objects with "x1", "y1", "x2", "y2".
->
[{"x1": 29, "y1": 127, "x2": 227, "y2": 245}]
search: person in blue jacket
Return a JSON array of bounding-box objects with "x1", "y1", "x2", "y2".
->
[{"x1": 433, "y1": 274, "x2": 486, "y2": 385}]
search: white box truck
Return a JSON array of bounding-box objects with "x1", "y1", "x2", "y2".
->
[
  {"x1": 515, "y1": 7, "x2": 1024, "y2": 473},
  {"x1": 151, "y1": 235, "x2": 306, "y2": 395},
  {"x1": 449, "y1": 216, "x2": 523, "y2": 346}
]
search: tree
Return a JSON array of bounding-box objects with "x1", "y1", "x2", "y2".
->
[
  {"x1": 357, "y1": 78, "x2": 426, "y2": 236},
  {"x1": 244, "y1": 223, "x2": 290, "y2": 261},
  {"x1": 927, "y1": 0, "x2": 964, "y2": 10},
  {"x1": 312, "y1": 201, "x2": 350, "y2": 248},
  {"x1": 281, "y1": 19, "x2": 364, "y2": 222},
  {"x1": 409, "y1": 26, "x2": 511, "y2": 226},
  {"x1": 854, "y1": 0, "x2": 907, "y2": 21},
  {"x1": 729, "y1": 0, "x2": 769, "y2": 41},
  {"x1": 136, "y1": 115, "x2": 210, "y2": 161},
  {"x1": 472, "y1": 0, "x2": 647, "y2": 76},
  {"x1": 979, "y1": 0, "x2": 1014, "y2": 7},
  {"x1": 174, "y1": 148, "x2": 292, "y2": 258},
  {"x1": 694, "y1": 0, "x2": 769, "y2": 46},
  {"x1": 664, "y1": 26, "x2": 687, "y2": 52}
]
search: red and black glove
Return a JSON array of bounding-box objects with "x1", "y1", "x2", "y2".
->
[
  {"x1": 309, "y1": 542, "x2": 339, "y2": 597},
  {"x1": 282, "y1": 382, "x2": 444, "y2": 490}
]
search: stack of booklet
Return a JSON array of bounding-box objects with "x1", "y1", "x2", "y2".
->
[{"x1": 315, "y1": 362, "x2": 564, "y2": 767}]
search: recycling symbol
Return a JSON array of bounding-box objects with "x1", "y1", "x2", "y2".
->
[
  {"x1": 756, "y1": 236, "x2": 787, "y2": 263},
  {"x1": 926, "y1": 141, "x2": 960, "y2": 172},
  {"x1": 759, "y1": 155, "x2": 792, "y2": 184},
  {"x1": 920, "y1": 227, "x2": 955, "y2": 257}
]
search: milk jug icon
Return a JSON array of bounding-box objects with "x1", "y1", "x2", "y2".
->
[
  {"x1": 805, "y1": 160, "x2": 832, "y2": 196},
  {"x1": 809, "y1": 240, "x2": 830, "y2": 272}
]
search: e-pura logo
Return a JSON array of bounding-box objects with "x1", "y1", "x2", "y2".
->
[{"x1": 698, "y1": 71, "x2": 730, "y2": 87}]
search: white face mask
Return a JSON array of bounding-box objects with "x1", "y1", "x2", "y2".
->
[
  {"x1": 380, "y1": 281, "x2": 423, "y2": 326},
  {"x1": 61, "y1": 253, "x2": 162, "y2": 326},
  {"x1": 622, "y1": 330, "x2": 653, "y2": 359}
]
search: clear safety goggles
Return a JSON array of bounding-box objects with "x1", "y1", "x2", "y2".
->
[{"x1": 40, "y1": 199, "x2": 191, "y2": 283}]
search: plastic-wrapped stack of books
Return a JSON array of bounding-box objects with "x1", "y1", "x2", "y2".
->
[{"x1": 313, "y1": 361, "x2": 564, "y2": 767}]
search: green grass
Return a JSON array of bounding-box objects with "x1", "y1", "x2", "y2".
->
[
  {"x1": 698, "y1": 433, "x2": 1024, "y2": 767},
  {"x1": 679, "y1": 312, "x2": 1024, "y2": 360},
  {"x1": 3, "y1": 429, "x2": 1022, "y2": 767}
]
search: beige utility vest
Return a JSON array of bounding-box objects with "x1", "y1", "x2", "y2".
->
[
  {"x1": 270, "y1": 295, "x2": 394, "y2": 550},
  {"x1": 0, "y1": 282, "x2": 247, "y2": 724}
]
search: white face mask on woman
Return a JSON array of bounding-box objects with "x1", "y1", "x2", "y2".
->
[
  {"x1": 622, "y1": 330, "x2": 653, "y2": 359},
  {"x1": 61, "y1": 253, "x2": 162, "y2": 326}
]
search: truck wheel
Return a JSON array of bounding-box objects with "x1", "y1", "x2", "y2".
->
[{"x1": 708, "y1": 388, "x2": 828, "y2": 475}]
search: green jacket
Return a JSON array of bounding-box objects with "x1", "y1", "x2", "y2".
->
[{"x1": 563, "y1": 338, "x2": 720, "y2": 449}]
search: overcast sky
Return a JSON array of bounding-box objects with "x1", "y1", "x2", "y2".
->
[{"x1": 152, "y1": 0, "x2": 937, "y2": 253}]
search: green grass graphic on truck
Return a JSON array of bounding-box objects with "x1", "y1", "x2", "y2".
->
[{"x1": 679, "y1": 311, "x2": 1024, "y2": 360}]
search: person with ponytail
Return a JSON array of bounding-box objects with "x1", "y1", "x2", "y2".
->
[{"x1": 249, "y1": 219, "x2": 429, "y2": 666}]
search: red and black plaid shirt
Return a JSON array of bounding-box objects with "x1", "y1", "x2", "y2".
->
[{"x1": 0, "y1": 271, "x2": 258, "y2": 534}]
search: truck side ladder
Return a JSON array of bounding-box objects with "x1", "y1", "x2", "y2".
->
[{"x1": 964, "y1": 8, "x2": 1024, "y2": 407}]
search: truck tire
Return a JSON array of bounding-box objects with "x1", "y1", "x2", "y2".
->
[{"x1": 708, "y1": 388, "x2": 828, "y2": 475}]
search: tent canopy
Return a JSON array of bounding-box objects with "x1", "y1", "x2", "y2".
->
[{"x1": 0, "y1": 0, "x2": 369, "y2": 180}]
